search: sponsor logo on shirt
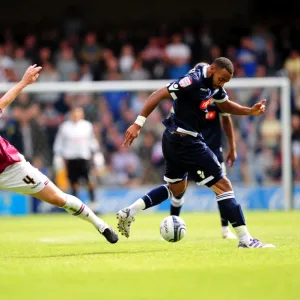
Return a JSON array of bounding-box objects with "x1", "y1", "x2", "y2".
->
[
  {"x1": 179, "y1": 77, "x2": 192, "y2": 87},
  {"x1": 200, "y1": 98, "x2": 212, "y2": 110},
  {"x1": 206, "y1": 111, "x2": 217, "y2": 120}
]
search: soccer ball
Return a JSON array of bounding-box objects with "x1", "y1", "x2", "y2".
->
[{"x1": 160, "y1": 216, "x2": 186, "y2": 242}]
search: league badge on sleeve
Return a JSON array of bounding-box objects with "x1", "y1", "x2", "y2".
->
[{"x1": 179, "y1": 77, "x2": 192, "y2": 88}]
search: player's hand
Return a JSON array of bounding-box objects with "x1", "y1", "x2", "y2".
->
[
  {"x1": 250, "y1": 99, "x2": 267, "y2": 116},
  {"x1": 20, "y1": 65, "x2": 42, "y2": 86},
  {"x1": 226, "y1": 148, "x2": 237, "y2": 167},
  {"x1": 122, "y1": 124, "x2": 141, "y2": 147}
]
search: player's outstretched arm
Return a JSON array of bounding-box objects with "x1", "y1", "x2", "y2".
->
[
  {"x1": 216, "y1": 99, "x2": 266, "y2": 116},
  {"x1": 122, "y1": 87, "x2": 170, "y2": 147},
  {"x1": 0, "y1": 65, "x2": 42, "y2": 111},
  {"x1": 221, "y1": 115, "x2": 237, "y2": 167}
]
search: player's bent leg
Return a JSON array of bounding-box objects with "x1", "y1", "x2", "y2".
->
[
  {"x1": 210, "y1": 177, "x2": 275, "y2": 248},
  {"x1": 169, "y1": 180, "x2": 188, "y2": 216},
  {"x1": 210, "y1": 177, "x2": 236, "y2": 239},
  {"x1": 116, "y1": 176, "x2": 188, "y2": 238},
  {"x1": 32, "y1": 182, "x2": 118, "y2": 244},
  {"x1": 117, "y1": 183, "x2": 173, "y2": 238}
]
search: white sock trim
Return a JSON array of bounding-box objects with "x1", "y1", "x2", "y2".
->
[
  {"x1": 171, "y1": 196, "x2": 185, "y2": 207},
  {"x1": 216, "y1": 191, "x2": 235, "y2": 201}
]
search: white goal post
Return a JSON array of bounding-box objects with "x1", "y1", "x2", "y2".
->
[{"x1": 0, "y1": 77, "x2": 292, "y2": 209}]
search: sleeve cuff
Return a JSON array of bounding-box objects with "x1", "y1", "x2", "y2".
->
[{"x1": 212, "y1": 96, "x2": 228, "y2": 103}]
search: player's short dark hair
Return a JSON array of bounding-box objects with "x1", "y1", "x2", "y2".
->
[{"x1": 212, "y1": 57, "x2": 234, "y2": 74}]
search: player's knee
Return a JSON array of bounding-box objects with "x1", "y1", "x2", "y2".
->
[
  {"x1": 212, "y1": 176, "x2": 233, "y2": 194},
  {"x1": 168, "y1": 180, "x2": 187, "y2": 198},
  {"x1": 49, "y1": 193, "x2": 66, "y2": 207},
  {"x1": 171, "y1": 192, "x2": 185, "y2": 207}
]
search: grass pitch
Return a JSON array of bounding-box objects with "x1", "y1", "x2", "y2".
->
[{"x1": 0, "y1": 211, "x2": 300, "y2": 300}]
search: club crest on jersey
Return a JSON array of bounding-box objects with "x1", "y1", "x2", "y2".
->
[
  {"x1": 179, "y1": 77, "x2": 192, "y2": 87},
  {"x1": 206, "y1": 111, "x2": 216, "y2": 120},
  {"x1": 200, "y1": 98, "x2": 212, "y2": 110}
]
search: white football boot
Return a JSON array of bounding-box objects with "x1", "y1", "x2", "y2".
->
[
  {"x1": 238, "y1": 238, "x2": 276, "y2": 248},
  {"x1": 116, "y1": 208, "x2": 135, "y2": 238}
]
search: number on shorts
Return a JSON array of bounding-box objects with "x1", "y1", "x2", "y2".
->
[
  {"x1": 197, "y1": 170, "x2": 205, "y2": 179},
  {"x1": 23, "y1": 175, "x2": 36, "y2": 185}
]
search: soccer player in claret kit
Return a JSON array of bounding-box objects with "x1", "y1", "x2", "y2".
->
[
  {"x1": 0, "y1": 65, "x2": 118, "y2": 244},
  {"x1": 117, "y1": 57, "x2": 275, "y2": 248}
]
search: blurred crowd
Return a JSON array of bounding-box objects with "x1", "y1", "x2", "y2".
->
[{"x1": 0, "y1": 22, "x2": 299, "y2": 186}]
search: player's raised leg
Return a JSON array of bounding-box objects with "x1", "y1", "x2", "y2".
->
[
  {"x1": 117, "y1": 179, "x2": 187, "y2": 237},
  {"x1": 0, "y1": 159, "x2": 118, "y2": 244},
  {"x1": 117, "y1": 131, "x2": 189, "y2": 237},
  {"x1": 32, "y1": 182, "x2": 118, "y2": 243}
]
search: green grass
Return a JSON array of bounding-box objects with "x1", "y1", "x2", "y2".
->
[{"x1": 0, "y1": 211, "x2": 300, "y2": 300}]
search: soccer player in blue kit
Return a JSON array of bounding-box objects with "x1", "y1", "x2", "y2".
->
[
  {"x1": 171, "y1": 99, "x2": 237, "y2": 238},
  {"x1": 169, "y1": 62, "x2": 237, "y2": 239},
  {"x1": 117, "y1": 57, "x2": 275, "y2": 248}
]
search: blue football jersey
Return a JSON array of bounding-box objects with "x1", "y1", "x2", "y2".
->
[
  {"x1": 201, "y1": 102, "x2": 230, "y2": 152},
  {"x1": 163, "y1": 64, "x2": 228, "y2": 135}
]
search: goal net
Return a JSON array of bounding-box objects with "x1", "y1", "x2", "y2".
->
[{"x1": 0, "y1": 77, "x2": 292, "y2": 211}]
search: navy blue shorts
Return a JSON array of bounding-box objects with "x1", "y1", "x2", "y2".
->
[
  {"x1": 162, "y1": 130, "x2": 224, "y2": 187},
  {"x1": 212, "y1": 147, "x2": 224, "y2": 164},
  {"x1": 211, "y1": 147, "x2": 227, "y2": 175}
]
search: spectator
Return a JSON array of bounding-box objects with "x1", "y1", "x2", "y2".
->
[
  {"x1": 24, "y1": 34, "x2": 38, "y2": 62},
  {"x1": 141, "y1": 37, "x2": 164, "y2": 76},
  {"x1": 119, "y1": 44, "x2": 135, "y2": 76},
  {"x1": 260, "y1": 108, "x2": 281, "y2": 151},
  {"x1": 14, "y1": 47, "x2": 31, "y2": 80},
  {"x1": 79, "y1": 64, "x2": 93, "y2": 81},
  {"x1": 35, "y1": 62, "x2": 60, "y2": 103},
  {"x1": 284, "y1": 49, "x2": 300, "y2": 79},
  {"x1": 138, "y1": 131, "x2": 161, "y2": 183},
  {"x1": 56, "y1": 47, "x2": 79, "y2": 81},
  {"x1": 236, "y1": 36, "x2": 258, "y2": 77},
  {"x1": 80, "y1": 32, "x2": 103, "y2": 77},
  {"x1": 164, "y1": 33, "x2": 191, "y2": 79},
  {"x1": 38, "y1": 47, "x2": 52, "y2": 66},
  {"x1": 131, "y1": 92, "x2": 149, "y2": 114},
  {"x1": 111, "y1": 144, "x2": 142, "y2": 186},
  {"x1": 102, "y1": 71, "x2": 129, "y2": 120},
  {"x1": 197, "y1": 25, "x2": 214, "y2": 62},
  {"x1": 0, "y1": 45, "x2": 15, "y2": 76},
  {"x1": 4, "y1": 106, "x2": 49, "y2": 164},
  {"x1": 128, "y1": 60, "x2": 150, "y2": 81},
  {"x1": 209, "y1": 45, "x2": 222, "y2": 61}
]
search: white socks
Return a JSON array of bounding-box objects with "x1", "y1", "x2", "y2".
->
[
  {"x1": 63, "y1": 194, "x2": 107, "y2": 233},
  {"x1": 234, "y1": 225, "x2": 252, "y2": 243},
  {"x1": 128, "y1": 198, "x2": 146, "y2": 216},
  {"x1": 222, "y1": 226, "x2": 230, "y2": 234},
  {"x1": 171, "y1": 196, "x2": 185, "y2": 207}
]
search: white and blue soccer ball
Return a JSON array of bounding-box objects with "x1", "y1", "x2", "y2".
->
[{"x1": 160, "y1": 216, "x2": 186, "y2": 242}]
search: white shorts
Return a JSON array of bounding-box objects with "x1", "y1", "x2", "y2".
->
[{"x1": 0, "y1": 160, "x2": 49, "y2": 195}]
